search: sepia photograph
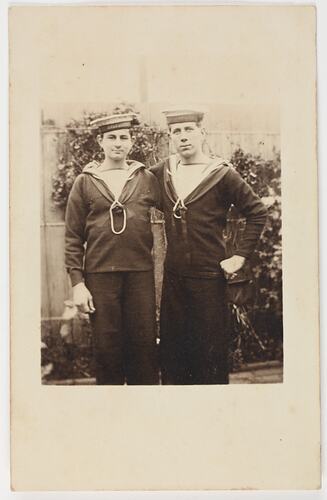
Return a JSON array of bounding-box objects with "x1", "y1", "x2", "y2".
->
[
  {"x1": 41, "y1": 100, "x2": 282, "y2": 386},
  {"x1": 9, "y1": 5, "x2": 319, "y2": 491}
]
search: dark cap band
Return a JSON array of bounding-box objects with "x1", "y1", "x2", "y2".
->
[{"x1": 91, "y1": 113, "x2": 139, "y2": 133}]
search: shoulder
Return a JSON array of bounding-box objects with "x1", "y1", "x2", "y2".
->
[
  {"x1": 73, "y1": 171, "x2": 90, "y2": 186},
  {"x1": 203, "y1": 158, "x2": 235, "y2": 190},
  {"x1": 71, "y1": 172, "x2": 85, "y2": 187},
  {"x1": 212, "y1": 161, "x2": 249, "y2": 198},
  {"x1": 69, "y1": 171, "x2": 92, "y2": 197},
  {"x1": 140, "y1": 168, "x2": 160, "y2": 186},
  {"x1": 149, "y1": 158, "x2": 169, "y2": 177},
  {"x1": 141, "y1": 168, "x2": 157, "y2": 179},
  {"x1": 220, "y1": 162, "x2": 244, "y2": 184}
]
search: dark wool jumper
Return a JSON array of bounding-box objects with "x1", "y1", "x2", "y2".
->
[
  {"x1": 65, "y1": 161, "x2": 161, "y2": 286},
  {"x1": 150, "y1": 157, "x2": 267, "y2": 277}
]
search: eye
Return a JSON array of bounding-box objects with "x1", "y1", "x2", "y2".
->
[{"x1": 172, "y1": 128, "x2": 181, "y2": 135}]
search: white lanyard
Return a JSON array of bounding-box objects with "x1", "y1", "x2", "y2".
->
[
  {"x1": 172, "y1": 198, "x2": 187, "y2": 219},
  {"x1": 109, "y1": 200, "x2": 127, "y2": 235}
]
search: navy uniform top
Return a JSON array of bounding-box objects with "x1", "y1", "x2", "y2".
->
[
  {"x1": 65, "y1": 160, "x2": 160, "y2": 286},
  {"x1": 150, "y1": 156, "x2": 267, "y2": 278}
]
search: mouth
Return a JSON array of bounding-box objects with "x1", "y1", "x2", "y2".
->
[{"x1": 180, "y1": 145, "x2": 191, "y2": 150}]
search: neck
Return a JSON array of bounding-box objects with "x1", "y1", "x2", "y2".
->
[
  {"x1": 179, "y1": 151, "x2": 211, "y2": 165},
  {"x1": 99, "y1": 157, "x2": 128, "y2": 171}
]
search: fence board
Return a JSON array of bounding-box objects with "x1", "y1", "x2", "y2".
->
[
  {"x1": 42, "y1": 129, "x2": 66, "y2": 224},
  {"x1": 41, "y1": 224, "x2": 51, "y2": 319},
  {"x1": 207, "y1": 132, "x2": 280, "y2": 160},
  {"x1": 43, "y1": 223, "x2": 71, "y2": 318}
]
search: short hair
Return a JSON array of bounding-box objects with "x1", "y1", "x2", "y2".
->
[
  {"x1": 96, "y1": 128, "x2": 133, "y2": 141},
  {"x1": 168, "y1": 121, "x2": 203, "y2": 132}
]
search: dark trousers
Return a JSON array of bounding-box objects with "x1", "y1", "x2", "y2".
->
[
  {"x1": 160, "y1": 270, "x2": 229, "y2": 385},
  {"x1": 85, "y1": 271, "x2": 159, "y2": 385}
]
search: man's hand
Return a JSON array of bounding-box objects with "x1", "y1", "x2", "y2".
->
[
  {"x1": 72, "y1": 282, "x2": 96, "y2": 314},
  {"x1": 220, "y1": 255, "x2": 246, "y2": 276}
]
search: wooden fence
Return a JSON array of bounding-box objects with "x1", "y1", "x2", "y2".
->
[{"x1": 41, "y1": 126, "x2": 280, "y2": 336}]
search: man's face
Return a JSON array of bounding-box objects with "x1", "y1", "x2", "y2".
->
[
  {"x1": 98, "y1": 128, "x2": 133, "y2": 161},
  {"x1": 169, "y1": 121, "x2": 204, "y2": 159}
]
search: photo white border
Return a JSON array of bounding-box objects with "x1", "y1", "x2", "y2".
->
[{"x1": 2, "y1": 0, "x2": 326, "y2": 498}]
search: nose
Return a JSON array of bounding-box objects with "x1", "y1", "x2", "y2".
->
[{"x1": 180, "y1": 136, "x2": 188, "y2": 142}]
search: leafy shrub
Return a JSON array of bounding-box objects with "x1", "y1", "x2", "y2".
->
[{"x1": 227, "y1": 148, "x2": 283, "y2": 368}]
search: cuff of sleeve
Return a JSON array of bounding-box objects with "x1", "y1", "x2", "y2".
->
[{"x1": 69, "y1": 269, "x2": 84, "y2": 287}]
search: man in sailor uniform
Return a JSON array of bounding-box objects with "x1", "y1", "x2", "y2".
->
[
  {"x1": 151, "y1": 108, "x2": 267, "y2": 384},
  {"x1": 65, "y1": 113, "x2": 160, "y2": 385}
]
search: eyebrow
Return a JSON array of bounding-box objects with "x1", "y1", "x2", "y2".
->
[
  {"x1": 170, "y1": 124, "x2": 196, "y2": 132},
  {"x1": 107, "y1": 133, "x2": 130, "y2": 138}
]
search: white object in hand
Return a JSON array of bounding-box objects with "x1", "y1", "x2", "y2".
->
[
  {"x1": 220, "y1": 255, "x2": 246, "y2": 276},
  {"x1": 72, "y1": 282, "x2": 96, "y2": 314}
]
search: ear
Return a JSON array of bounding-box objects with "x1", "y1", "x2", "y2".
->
[{"x1": 97, "y1": 134, "x2": 103, "y2": 147}]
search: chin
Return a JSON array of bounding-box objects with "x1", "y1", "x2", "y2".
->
[
  {"x1": 110, "y1": 153, "x2": 124, "y2": 160},
  {"x1": 179, "y1": 149, "x2": 194, "y2": 159}
]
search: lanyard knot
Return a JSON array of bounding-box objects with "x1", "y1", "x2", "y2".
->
[
  {"x1": 173, "y1": 198, "x2": 187, "y2": 219},
  {"x1": 109, "y1": 200, "x2": 127, "y2": 234}
]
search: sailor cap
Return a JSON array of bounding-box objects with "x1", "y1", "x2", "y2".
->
[
  {"x1": 90, "y1": 113, "x2": 139, "y2": 133},
  {"x1": 162, "y1": 107, "x2": 206, "y2": 126}
]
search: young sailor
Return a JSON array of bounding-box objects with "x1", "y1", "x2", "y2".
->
[
  {"x1": 151, "y1": 108, "x2": 268, "y2": 385},
  {"x1": 65, "y1": 113, "x2": 160, "y2": 385}
]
